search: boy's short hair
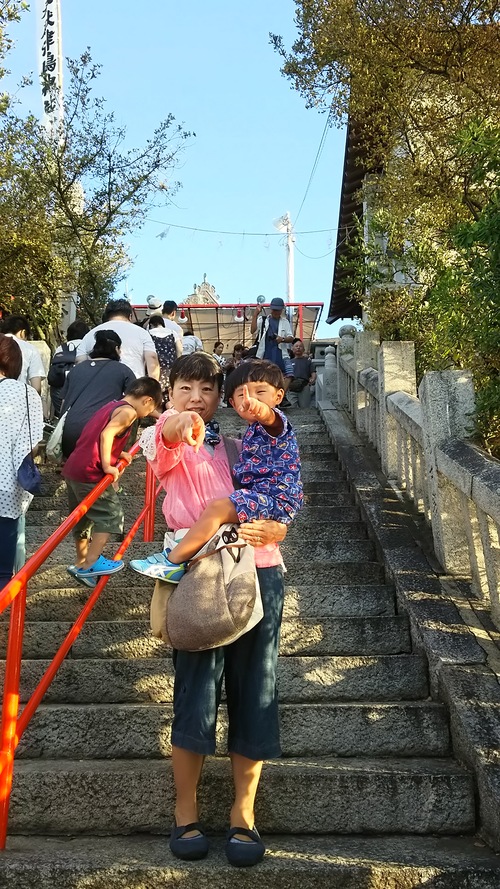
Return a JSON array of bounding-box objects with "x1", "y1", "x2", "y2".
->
[
  {"x1": 102, "y1": 299, "x2": 133, "y2": 322},
  {"x1": 125, "y1": 376, "x2": 163, "y2": 409},
  {"x1": 169, "y1": 353, "x2": 224, "y2": 393},
  {"x1": 67, "y1": 320, "x2": 90, "y2": 341},
  {"x1": 162, "y1": 300, "x2": 178, "y2": 316},
  {"x1": 225, "y1": 359, "x2": 285, "y2": 402}
]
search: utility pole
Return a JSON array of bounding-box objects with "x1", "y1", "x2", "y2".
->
[{"x1": 274, "y1": 212, "x2": 295, "y2": 303}]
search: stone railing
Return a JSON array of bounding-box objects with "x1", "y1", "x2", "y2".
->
[{"x1": 320, "y1": 327, "x2": 500, "y2": 627}]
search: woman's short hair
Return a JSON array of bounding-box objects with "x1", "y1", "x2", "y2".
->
[
  {"x1": 225, "y1": 359, "x2": 285, "y2": 402},
  {"x1": 148, "y1": 315, "x2": 165, "y2": 329},
  {"x1": 169, "y1": 353, "x2": 224, "y2": 393},
  {"x1": 214, "y1": 341, "x2": 224, "y2": 350},
  {"x1": 0, "y1": 332, "x2": 22, "y2": 379},
  {"x1": 90, "y1": 329, "x2": 122, "y2": 360}
]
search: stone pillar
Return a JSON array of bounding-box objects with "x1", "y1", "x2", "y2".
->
[
  {"x1": 378, "y1": 341, "x2": 416, "y2": 478},
  {"x1": 353, "y1": 330, "x2": 380, "y2": 433},
  {"x1": 337, "y1": 325, "x2": 356, "y2": 408},
  {"x1": 419, "y1": 370, "x2": 475, "y2": 573},
  {"x1": 322, "y1": 345, "x2": 337, "y2": 404}
]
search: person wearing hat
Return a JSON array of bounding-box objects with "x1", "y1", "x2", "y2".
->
[
  {"x1": 250, "y1": 297, "x2": 294, "y2": 398},
  {"x1": 146, "y1": 295, "x2": 163, "y2": 318}
]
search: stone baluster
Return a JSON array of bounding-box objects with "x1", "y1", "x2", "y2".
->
[
  {"x1": 353, "y1": 330, "x2": 380, "y2": 434},
  {"x1": 337, "y1": 325, "x2": 357, "y2": 410},
  {"x1": 378, "y1": 341, "x2": 417, "y2": 478},
  {"x1": 322, "y1": 345, "x2": 338, "y2": 404},
  {"x1": 419, "y1": 370, "x2": 475, "y2": 573}
]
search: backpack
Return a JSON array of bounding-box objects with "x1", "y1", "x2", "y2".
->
[
  {"x1": 151, "y1": 333, "x2": 177, "y2": 390},
  {"x1": 47, "y1": 342, "x2": 77, "y2": 389}
]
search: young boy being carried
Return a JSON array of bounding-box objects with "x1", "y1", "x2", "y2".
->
[
  {"x1": 128, "y1": 354, "x2": 291, "y2": 866},
  {"x1": 64, "y1": 377, "x2": 162, "y2": 587},
  {"x1": 130, "y1": 358, "x2": 303, "y2": 581}
]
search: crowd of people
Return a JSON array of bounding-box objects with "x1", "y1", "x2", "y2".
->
[{"x1": 0, "y1": 295, "x2": 318, "y2": 869}]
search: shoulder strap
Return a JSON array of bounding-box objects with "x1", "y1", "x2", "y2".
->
[{"x1": 222, "y1": 434, "x2": 243, "y2": 490}]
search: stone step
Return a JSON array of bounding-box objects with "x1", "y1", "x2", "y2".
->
[
  {"x1": 2, "y1": 654, "x2": 429, "y2": 704},
  {"x1": 2, "y1": 834, "x2": 500, "y2": 889},
  {"x1": 27, "y1": 560, "x2": 386, "y2": 591},
  {"x1": 303, "y1": 491, "x2": 354, "y2": 506},
  {"x1": 293, "y1": 506, "x2": 361, "y2": 523},
  {"x1": 2, "y1": 616, "x2": 411, "y2": 660},
  {"x1": 24, "y1": 519, "x2": 369, "y2": 550},
  {"x1": 9, "y1": 583, "x2": 396, "y2": 623},
  {"x1": 25, "y1": 507, "x2": 365, "y2": 537},
  {"x1": 7, "y1": 757, "x2": 474, "y2": 835},
  {"x1": 282, "y1": 540, "x2": 376, "y2": 563},
  {"x1": 287, "y1": 521, "x2": 367, "y2": 541},
  {"x1": 16, "y1": 701, "x2": 450, "y2": 760}
]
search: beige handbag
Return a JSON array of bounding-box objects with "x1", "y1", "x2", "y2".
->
[{"x1": 150, "y1": 524, "x2": 263, "y2": 650}]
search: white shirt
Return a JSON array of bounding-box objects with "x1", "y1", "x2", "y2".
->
[
  {"x1": 76, "y1": 321, "x2": 157, "y2": 379},
  {"x1": 0, "y1": 379, "x2": 44, "y2": 518},
  {"x1": 182, "y1": 335, "x2": 203, "y2": 355},
  {"x1": 54, "y1": 338, "x2": 82, "y2": 356},
  {"x1": 5, "y1": 334, "x2": 46, "y2": 385},
  {"x1": 162, "y1": 317, "x2": 184, "y2": 346}
]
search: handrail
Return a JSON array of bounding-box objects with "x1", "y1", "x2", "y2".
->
[{"x1": 0, "y1": 442, "x2": 158, "y2": 848}]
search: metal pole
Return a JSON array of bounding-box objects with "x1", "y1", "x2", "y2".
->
[
  {"x1": 143, "y1": 462, "x2": 156, "y2": 542},
  {"x1": 0, "y1": 584, "x2": 27, "y2": 848},
  {"x1": 286, "y1": 214, "x2": 295, "y2": 304}
]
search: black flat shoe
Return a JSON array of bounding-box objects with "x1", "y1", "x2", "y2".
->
[
  {"x1": 169, "y1": 822, "x2": 209, "y2": 861},
  {"x1": 224, "y1": 826, "x2": 265, "y2": 867}
]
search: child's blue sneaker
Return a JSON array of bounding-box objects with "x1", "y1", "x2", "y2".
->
[
  {"x1": 67, "y1": 564, "x2": 97, "y2": 588},
  {"x1": 75, "y1": 555, "x2": 124, "y2": 578},
  {"x1": 129, "y1": 551, "x2": 186, "y2": 583}
]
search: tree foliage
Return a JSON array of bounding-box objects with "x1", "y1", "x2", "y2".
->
[
  {"x1": 274, "y1": 2, "x2": 500, "y2": 454},
  {"x1": 0, "y1": 49, "x2": 192, "y2": 335}
]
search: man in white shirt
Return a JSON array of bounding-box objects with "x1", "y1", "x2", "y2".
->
[
  {"x1": 2, "y1": 315, "x2": 46, "y2": 393},
  {"x1": 76, "y1": 299, "x2": 160, "y2": 380},
  {"x1": 162, "y1": 300, "x2": 184, "y2": 351}
]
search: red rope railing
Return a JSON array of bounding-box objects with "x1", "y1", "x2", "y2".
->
[{"x1": 0, "y1": 444, "x2": 158, "y2": 848}]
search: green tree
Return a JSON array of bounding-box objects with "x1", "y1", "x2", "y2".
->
[{"x1": 0, "y1": 50, "x2": 192, "y2": 332}]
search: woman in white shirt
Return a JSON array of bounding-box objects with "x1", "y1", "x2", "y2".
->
[{"x1": 0, "y1": 334, "x2": 44, "y2": 589}]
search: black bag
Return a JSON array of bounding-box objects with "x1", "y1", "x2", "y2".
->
[
  {"x1": 17, "y1": 386, "x2": 42, "y2": 495},
  {"x1": 289, "y1": 377, "x2": 308, "y2": 393},
  {"x1": 47, "y1": 342, "x2": 77, "y2": 389}
]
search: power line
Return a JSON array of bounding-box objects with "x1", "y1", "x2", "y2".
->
[
  {"x1": 293, "y1": 113, "x2": 331, "y2": 227},
  {"x1": 296, "y1": 244, "x2": 335, "y2": 260},
  {"x1": 147, "y1": 218, "x2": 337, "y2": 237}
]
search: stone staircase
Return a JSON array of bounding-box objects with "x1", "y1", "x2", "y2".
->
[{"x1": 1, "y1": 407, "x2": 499, "y2": 886}]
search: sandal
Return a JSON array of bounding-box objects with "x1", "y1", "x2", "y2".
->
[
  {"x1": 169, "y1": 821, "x2": 209, "y2": 861},
  {"x1": 224, "y1": 826, "x2": 265, "y2": 867}
]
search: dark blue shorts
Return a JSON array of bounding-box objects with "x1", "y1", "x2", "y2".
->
[{"x1": 171, "y1": 565, "x2": 285, "y2": 760}]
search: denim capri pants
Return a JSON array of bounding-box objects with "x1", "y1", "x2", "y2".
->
[{"x1": 171, "y1": 565, "x2": 285, "y2": 761}]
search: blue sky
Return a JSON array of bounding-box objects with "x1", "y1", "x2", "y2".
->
[{"x1": 6, "y1": 0, "x2": 348, "y2": 338}]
